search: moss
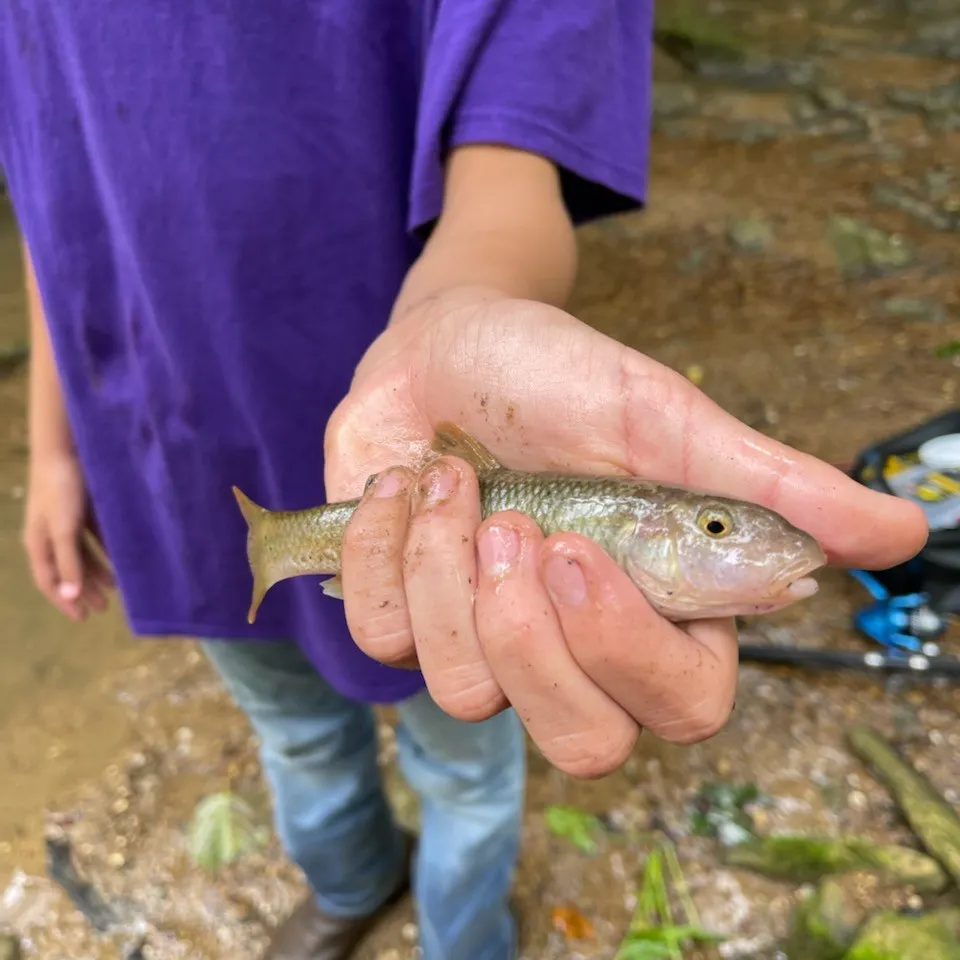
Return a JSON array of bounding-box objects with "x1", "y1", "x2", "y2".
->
[
  {"x1": 848, "y1": 726, "x2": 960, "y2": 887},
  {"x1": 845, "y1": 909, "x2": 960, "y2": 960},
  {"x1": 782, "y1": 877, "x2": 868, "y2": 960},
  {"x1": 722, "y1": 834, "x2": 947, "y2": 892}
]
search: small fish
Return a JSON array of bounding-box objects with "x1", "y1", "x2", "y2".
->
[{"x1": 232, "y1": 423, "x2": 826, "y2": 624}]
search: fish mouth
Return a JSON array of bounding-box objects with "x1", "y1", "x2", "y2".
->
[{"x1": 765, "y1": 552, "x2": 827, "y2": 602}]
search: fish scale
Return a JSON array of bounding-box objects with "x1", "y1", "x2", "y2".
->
[{"x1": 479, "y1": 471, "x2": 657, "y2": 549}]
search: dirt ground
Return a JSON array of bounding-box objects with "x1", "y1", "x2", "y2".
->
[{"x1": 2, "y1": 1, "x2": 960, "y2": 957}]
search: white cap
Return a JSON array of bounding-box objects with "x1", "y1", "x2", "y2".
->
[{"x1": 918, "y1": 433, "x2": 960, "y2": 471}]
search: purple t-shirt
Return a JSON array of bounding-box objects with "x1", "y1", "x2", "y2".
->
[{"x1": 0, "y1": 1, "x2": 652, "y2": 703}]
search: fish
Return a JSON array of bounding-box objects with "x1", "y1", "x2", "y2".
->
[{"x1": 232, "y1": 423, "x2": 827, "y2": 625}]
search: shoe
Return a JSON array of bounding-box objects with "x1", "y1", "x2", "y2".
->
[{"x1": 263, "y1": 832, "x2": 416, "y2": 960}]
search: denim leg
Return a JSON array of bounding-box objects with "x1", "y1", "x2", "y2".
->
[
  {"x1": 395, "y1": 691, "x2": 526, "y2": 960},
  {"x1": 200, "y1": 639, "x2": 406, "y2": 918}
]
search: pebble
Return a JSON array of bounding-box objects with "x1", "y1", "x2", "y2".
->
[
  {"x1": 652, "y1": 82, "x2": 700, "y2": 120},
  {"x1": 847, "y1": 790, "x2": 869, "y2": 811},
  {"x1": 883, "y1": 297, "x2": 946, "y2": 323},
  {"x1": 401, "y1": 922, "x2": 418, "y2": 943},
  {"x1": 728, "y1": 217, "x2": 775, "y2": 253}
]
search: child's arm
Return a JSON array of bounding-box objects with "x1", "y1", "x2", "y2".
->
[
  {"x1": 390, "y1": 144, "x2": 578, "y2": 323},
  {"x1": 20, "y1": 240, "x2": 112, "y2": 620},
  {"x1": 24, "y1": 241, "x2": 76, "y2": 464}
]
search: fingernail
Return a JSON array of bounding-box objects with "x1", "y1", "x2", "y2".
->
[
  {"x1": 545, "y1": 554, "x2": 587, "y2": 606},
  {"x1": 417, "y1": 460, "x2": 459, "y2": 510},
  {"x1": 58, "y1": 581, "x2": 80, "y2": 601},
  {"x1": 477, "y1": 524, "x2": 520, "y2": 578},
  {"x1": 372, "y1": 468, "x2": 407, "y2": 499}
]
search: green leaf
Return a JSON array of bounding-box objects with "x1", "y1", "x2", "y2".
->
[
  {"x1": 935, "y1": 340, "x2": 960, "y2": 358},
  {"x1": 617, "y1": 941, "x2": 676, "y2": 959},
  {"x1": 544, "y1": 805, "x2": 604, "y2": 854},
  {"x1": 635, "y1": 925, "x2": 726, "y2": 944},
  {"x1": 187, "y1": 791, "x2": 267, "y2": 873}
]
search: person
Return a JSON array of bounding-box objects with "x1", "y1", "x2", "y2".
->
[{"x1": 2, "y1": 2, "x2": 925, "y2": 959}]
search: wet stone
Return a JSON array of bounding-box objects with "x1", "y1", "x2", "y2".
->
[
  {"x1": 872, "y1": 182, "x2": 960, "y2": 232},
  {"x1": 652, "y1": 82, "x2": 700, "y2": 120},
  {"x1": 783, "y1": 875, "x2": 871, "y2": 960},
  {"x1": 826, "y1": 216, "x2": 914, "y2": 279},
  {"x1": 846, "y1": 908, "x2": 960, "y2": 960},
  {"x1": 728, "y1": 218, "x2": 775, "y2": 253},
  {"x1": 691, "y1": 57, "x2": 820, "y2": 91},
  {"x1": 723, "y1": 121, "x2": 785, "y2": 144},
  {"x1": 886, "y1": 81, "x2": 960, "y2": 131},
  {"x1": 882, "y1": 297, "x2": 946, "y2": 323},
  {"x1": 909, "y1": 17, "x2": 960, "y2": 59},
  {"x1": 0, "y1": 341, "x2": 28, "y2": 377}
]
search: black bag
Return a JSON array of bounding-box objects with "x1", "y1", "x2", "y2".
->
[{"x1": 849, "y1": 407, "x2": 960, "y2": 620}]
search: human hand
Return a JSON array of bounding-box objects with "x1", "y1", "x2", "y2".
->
[
  {"x1": 22, "y1": 451, "x2": 114, "y2": 621},
  {"x1": 324, "y1": 291, "x2": 926, "y2": 777}
]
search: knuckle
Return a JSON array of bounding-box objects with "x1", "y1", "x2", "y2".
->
[
  {"x1": 659, "y1": 697, "x2": 732, "y2": 745},
  {"x1": 430, "y1": 675, "x2": 506, "y2": 723},
  {"x1": 551, "y1": 727, "x2": 638, "y2": 780},
  {"x1": 477, "y1": 614, "x2": 535, "y2": 662},
  {"x1": 346, "y1": 605, "x2": 414, "y2": 665}
]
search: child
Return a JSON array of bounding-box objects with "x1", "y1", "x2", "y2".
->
[{"x1": 2, "y1": 2, "x2": 923, "y2": 958}]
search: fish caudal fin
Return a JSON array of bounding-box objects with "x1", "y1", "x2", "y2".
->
[{"x1": 231, "y1": 485, "x2": 275, "y2": 624}]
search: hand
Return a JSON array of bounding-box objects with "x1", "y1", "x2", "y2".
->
[
  {"x1": 22, "y1": 451, "x2": 114, "y2": 621},
  {"x1": 324, "y1": 291, "x2": 927, "y2": 778}
]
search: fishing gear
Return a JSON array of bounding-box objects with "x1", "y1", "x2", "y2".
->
[
  {"x1": 740, "y1": 408, "x2": 960, "y2": 678},
  {"x1": 846, "y1": 407, "x2": 960, "y2": 657}
]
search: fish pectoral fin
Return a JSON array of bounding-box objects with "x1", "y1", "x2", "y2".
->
[
  {"x1": 431, "y1": 423, "x2": 501, "y2": 474},
  {"x1": 320, "y1": 575, "x2": 344, "y2": 599}
]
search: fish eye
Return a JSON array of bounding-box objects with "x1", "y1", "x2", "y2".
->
[{"x1": 697, "y1": 507, "x2": 733, "y2": 538}]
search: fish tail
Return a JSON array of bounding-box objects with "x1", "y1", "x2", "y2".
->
[{"x1": 232, "y1": 485, "x2": 278, "y2": 625}]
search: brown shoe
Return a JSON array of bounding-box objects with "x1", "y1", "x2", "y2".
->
[{"x1": 263, "y1": 833, "x2": 416, "y2": 960}]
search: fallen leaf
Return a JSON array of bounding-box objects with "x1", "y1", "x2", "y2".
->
[{"x1": 551, "y1": 904, "x2": 595, "y2": 940}]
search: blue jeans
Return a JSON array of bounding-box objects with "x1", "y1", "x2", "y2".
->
[{"x1": 201, "y1": 639, "x2": 525, "y2": 960}]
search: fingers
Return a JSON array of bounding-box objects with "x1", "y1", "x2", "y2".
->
[
  {"x1": 540, "y1": 531, "x2": 739, "y2": 746},
  {"x1": 402, "y1": 458, "x2": 507, "y2": 721},
  {"x1": 614, "y1": 360, "x2": 928, "y2": 570},
  {"x1": 22, "y1": 518, "x2": 87, "y2": 621},
  {"x1": 340, "y1": 466, "x2": 419, "y2": 668},
  {"x1": 474, "y1": 512, "x2": 640, "y2": 779}
]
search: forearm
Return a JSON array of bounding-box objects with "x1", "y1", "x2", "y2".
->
[
  {"x1": 390, "y1": 145, "x2": 579, "y2": 325},
  {"x1": 23, "y1": 239, "x2": 75, "y2": 462}
]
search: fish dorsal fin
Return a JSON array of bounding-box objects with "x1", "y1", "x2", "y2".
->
[{"x1": 431, "y1": 422, "x2": 501, "y2": 474}]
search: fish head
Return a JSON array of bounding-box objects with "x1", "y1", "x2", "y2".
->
[{"x1": 620, "y1": 492, "x2": 827, "y2": 621}]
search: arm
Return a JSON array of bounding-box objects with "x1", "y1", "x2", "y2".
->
[
  {"x1": 23, "y1": 240, "x2": 75, "y2": 464},
  {"x1": 20, "y1": 238, "x2": 112, "y2": 620},
  {"x1": 389, "y1": 144, "x2": 579, "y2": 324}
]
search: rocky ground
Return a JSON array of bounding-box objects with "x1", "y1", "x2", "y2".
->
[{"x1": 2, "y1": 0, "x2": 960, "y2": 957}]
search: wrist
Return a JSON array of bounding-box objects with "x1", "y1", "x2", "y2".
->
[{"x1": 389, "y1": 283, "x2": 512, "y2": 330}]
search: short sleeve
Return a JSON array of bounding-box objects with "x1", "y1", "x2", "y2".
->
[{"x1": 408, "y1": 0, "x2": 654, "y2": 235}]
